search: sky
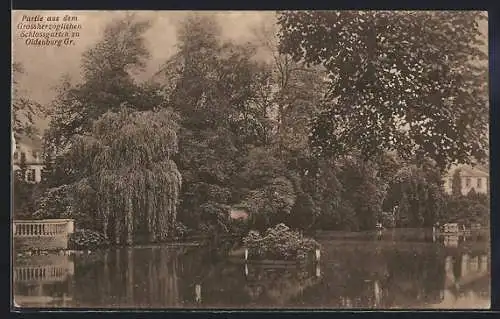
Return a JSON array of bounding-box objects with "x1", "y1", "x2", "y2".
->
[{"x1": 12, "y1": 11, "x2": 488, "y2": 132}]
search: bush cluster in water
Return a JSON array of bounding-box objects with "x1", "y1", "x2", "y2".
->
[
  {"x1": 69, "y1": 229, "x2": 109, "y2": 250},
  {"x1": 243, "y1": 223, "x2": 320, "y2": 261}
]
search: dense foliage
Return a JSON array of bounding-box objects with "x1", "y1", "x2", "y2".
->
[
  {"x1": 70, "y1": 108, "x2": 182, "y2": 244},
  {"x1": 69, "y1": 229, "x2": 109, "y2": 250},
  {"x1": 383, "y1": 162, "x2": 445, "y2": 227},
  {"x1": 12, "y1": 178, "x2": 38, "y2": 220},
  {"x1": 158, "y1": 15, "x2": 275, "y2": 233},
  {"x1": 277, "y1": 11, "x2": 488, "y2": 169},
  {"x1": 444, "y1": 192, "x2": 489, "y2": 226},
  {"x1": 32, "y1": 184, "x2": 73, "y2": 219},
  {"x1": 12, "y1": 62, "x2": 43, "y2": 139}
]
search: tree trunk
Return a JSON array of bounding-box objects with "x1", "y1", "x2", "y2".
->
[
  {"x1": 103, "y1": 204, "x2": 109, "y2": 240},
  {"x1": 147, "y1": 197, "x2": 155, "y2": 242},
  {"x1": 115, "y1": 211, "x2": 121, "y2": 245},
  {"x1": 126, "y1": 196, "x2": 134, "y2": 245}
]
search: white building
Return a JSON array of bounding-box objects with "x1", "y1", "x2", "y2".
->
[
  {"x1": 443, "y1": 164, "x2": 489, "y2": 196},
  {"x1": 12, "y1": 134, "x2": 44, "y2": 183}
]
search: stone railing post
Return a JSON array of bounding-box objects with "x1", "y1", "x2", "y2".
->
[
  {"x1": 461, "y1": 254, "x2": 470, "y2": 278},
  {"x1": 66, "y1": 220, "x2": 74, "y2": 234}
]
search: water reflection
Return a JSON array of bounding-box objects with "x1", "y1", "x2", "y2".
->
[
  {"x1": 13, "y1": 254, "x2": 74, "y2": 307},
  {"x1": 195, "y1": 284, "x2": 201, "y2": 303},
  {"x1": 13, "y1": 238, "x2": 490, "y2": 309},
  {"x1": 444, "y1": 235, "x2": 459, "y2": 248}
]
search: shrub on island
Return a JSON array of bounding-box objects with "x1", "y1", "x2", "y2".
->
[
  {"x1": 243, "y1": 223, "x2": 320, "y2": 262},
  {"x1": 69, "y1": 229, "x2": 109, "y2": 250}
]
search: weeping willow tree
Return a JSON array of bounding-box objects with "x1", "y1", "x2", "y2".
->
[{"x1": 69, "y1": 108, "x2": 182, "y2": 244}]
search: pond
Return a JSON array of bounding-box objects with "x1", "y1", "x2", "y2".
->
[{"x1": 13, "y1": 230, "x2": 490, "y2": 309}]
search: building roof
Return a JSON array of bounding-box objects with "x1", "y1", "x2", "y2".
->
[
  {"x1": 446, "y1": 164, "x2": 489, "y2": 178},
  {"x1": 474, "y1": 164, "x2": 489, "y2": 174},
  {"x1": 459, "y1": 166, "x2": 489, "y2": 178}
]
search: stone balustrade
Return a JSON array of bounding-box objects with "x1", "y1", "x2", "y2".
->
[
  {"x1": 14, "y1": 264, "x2": 74, "y2": 282},
  {"x1": 15, "y1": 222, "x2": 67, "y2": 237},
  {"x1": 13, "y1": 219, "x2": 75, "y2": 251}
]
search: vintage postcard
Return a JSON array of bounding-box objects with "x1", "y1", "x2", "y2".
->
[{"x1": 11, "y1": 10, "x2": 490, "y2": 309}]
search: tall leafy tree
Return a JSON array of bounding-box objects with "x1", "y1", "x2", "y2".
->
[
  {"x1": 236, "y1": 147, "x2": 297, "y2": 230},
  {"x1": 252, "y1": 19, "x2": 347, "y2": 231},
  {"x1": 336, "y1": 154, "x2": 386, "y2": 230},
  {"x1": 290, "y1": 156, "x2": 344, "y2": 230},
  {"x1": 277, "y1": 11, "x2": 488, "y2": 170},
  {"x1": 451, "y1": 168, "x2": 463, "y2": 197},
  {"x1": 252, "y1": 19, "x2": 328, "y2": 155},
  {"x1": 12, "y1": 62, "x2": 43, "y2": 139},
  {"x1": 384, "y1": 163, "x2": 445, "y2": 227},
  {"x1": 45, "y1": 14, "x2": 162, "y2": 154},
  {"x1": 158, "y1": 14, "x2": 273, "y2": 230}
]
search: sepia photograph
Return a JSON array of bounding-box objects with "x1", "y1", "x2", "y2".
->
[{"x1": 11, "y1": 10, "x2": 490, "y2": 309}]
